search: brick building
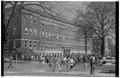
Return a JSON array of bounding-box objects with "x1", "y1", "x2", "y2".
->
[{"x1": 6, "y1": 7, "x2": 92, "y2": 57}]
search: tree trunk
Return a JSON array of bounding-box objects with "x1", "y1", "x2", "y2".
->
[
  {"x1": 101, "y1": 37, "x2": 105, "y2": 57},
  {"x1": 85, "y1": 30, "x2": 87, "y2": 60}
]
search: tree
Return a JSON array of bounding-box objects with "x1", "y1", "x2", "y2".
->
[
  {"x1": 76, "y1": 2, "x2": 115, "y2": 57},
  {"x1": 2, "y1": 1, "x2": 62, "y2": 56},
  {"x1": 74, "y1": 19, "x2": 94, "y2": 60}
]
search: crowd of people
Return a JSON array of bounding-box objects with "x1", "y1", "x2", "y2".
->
[
  {"x1": 38, "y1": 54, "x2": 96, "y2": 74},
  {"x1": 6, "y1": 54, "x2": 96, "y2": 75}
]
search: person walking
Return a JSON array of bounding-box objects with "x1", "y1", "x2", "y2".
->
[
  {"x1": 52, "y1": 56, "x2": 56, "y2": 72},
  {"x1": 56, "y1": 56, "x2": 62, "y2": 72},
  {"x1": 62, "y1": 56, "x2": 67, "y2": 71},
  {"x1": 48, "y1": 56, "x2": 53, "y2": 70},
  {"x1": 83, "y1": 55, "x2": 88, "y2": 71},
  {"x1": 8, "y1": 56, "x2": 14, "y2": 70},
  {"x1": 90, "y1": 55, "x2": 95, "y2": 75},
  {"x1": 70, "y1": 57, "x2": 75, "y2": 70},
  {"x1": 67, "y1": 57, "x2": 71, "y2": 71}
]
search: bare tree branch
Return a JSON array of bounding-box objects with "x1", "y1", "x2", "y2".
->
[
  {"x1": 5, "y1": 2, "x2": 17, "y2": 34},
  {"x1": 104, "y1": 22, "x2": 115, "y2": 37},
  {"x1": 83, "y1": 18, "x2": 102, "y2": 38},
  {"x1": 23, "y1": 2, "x2": 62, "y2": 20}
]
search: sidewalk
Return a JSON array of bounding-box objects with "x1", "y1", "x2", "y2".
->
[
  {"x1": 4, "y1": 68, "x2": 115, "y2": 77},
  {"x1": 4, "y1": 62, "x2": 115, "y2": 77}
]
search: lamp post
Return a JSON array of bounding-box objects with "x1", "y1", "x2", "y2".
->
[{"x1": 15, "y1": 54, "x2": 17, "y2": 71}]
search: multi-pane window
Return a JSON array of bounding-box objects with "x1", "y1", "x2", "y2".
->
[
  {"x1": 29, "y1": 41, "x2": 32, "y2": 49},
  {"x1": 45, "y1": 32, "x2": 48, "y2": 38},
  {"x1": 13, "y1": 27, "x2": 17, "y2": 35},
  {"x1": 39, "y1": 42, "x2": 43, "y2": 49},
  {"x1": 30, "y1": 28, "x2": 33, "y2": 35},
  {"x1": 48, "y1": 22, "x2": 51, "y2": 26},
  {"x1": 42, "y1": 20, "x2": 45, "y2": 26},
  {"x1": 24, "y1": 40, "x2": 27, "y2": 47},
  {"x1": 25, "y1": 27, "x2": 28, "y2": 35},
  {"x1": 59, "y1": 35, "x2": 62, "y2": 39},
  {"x1": 34, "y1": 29, "x2": 37, "y2": 36},
  {"x1": 24, "y1": 15, "x2": 28, "y2": 21},
  {"x1": 48, "y1": 32, "x2": 51, "y2": 38},
  {"x1": 53, "y1": 23, "x2": 56, "y2": 29},
  {"x1": 53, "y1": 33, "x2": 57, "y2": 39},
  {"x1": 39, "y1": 31, "x2": 42, "y2": 37},
  {"x1": 63, "y1": 35, "x2": 65, "y2": 40},
  {"x1": 33, "y1": 41, "x2": 37, "y2": 49},
  {"x1": 56, "y1": 34, "x2": 59, "y2": 39},
  {"x1": 33, "y1": 16, "x2": 37, "y2": 23},
  {"x1": 51, "y1": 33, "x2": 54, "y2": 38},
  {"x1": 39, "y1": 19, "x2": 42, "y2": 24},
  {"x1": 45, "y1": 21, "x2": 48, "y2": 27},
  {"x1": 51, "y1": 23, "x2": 54, "y2": 28},
  {"x1": 29, "y1": 15, "x2": 33, "y2": 23},
  {"x1": 56, "y1": 24, "x2": 58, "y2": 28},
  {"x1": 42, "y1": 31, "x2": 45, "y2": 37}
]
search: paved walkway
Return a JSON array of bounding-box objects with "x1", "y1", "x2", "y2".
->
[
  {"x1": 4, "y1": 68, "x2": 115, "y2": 77},
  {"x1": 4, "y1": 62, "x2": 115, "y2": 77}
]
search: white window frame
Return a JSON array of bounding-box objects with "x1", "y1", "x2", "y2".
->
[
  {"x1": 34, "y1": 29, "x2": 37, "y2": 36},
  {"x1": 30, "y1": 28, "x2": 33, "y2": 35},
  {"x1": 25, "y1": 27, "x2": 29, "y2": 35}
]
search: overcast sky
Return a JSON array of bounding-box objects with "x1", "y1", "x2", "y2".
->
[
  {"x1": 6, "y1": 1, "x2": 87, "y2": 21},
  {"x1": 47, "y1": 2, "x2": 87, "y2": 21}
]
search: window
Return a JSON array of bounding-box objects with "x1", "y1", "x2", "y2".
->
[
  {"x1": 30, "y1": 28, "x2": 33, "y2": 35},
  {"x1": 42, "y1": 20, "x2": 45, "y2": 25},
  {"x1": 65, "y1": 36, "x2": 67, "y2": 40},
  {"x1": 51, "y1": 23, "x2": 54, "y2": 28},
  {"x1": 63, "y1": 35, "x2": 65, "y2": 40},
  {"x1": 33, "y1": 17, "x2": 37, "y2": 23},
  {"x1": 34, "y1": 29, "x2": 37, "y2": 36},
  {"x1": 39, "y1": 31, "x2": 42, "y2": 37},
  {"x1": 49, "y1": 53, "x2": 51, "y2": 56},
  {"x1": 48, "y1": 22, "x2": 51, "y2": 26},
  {"x1": 59, "y1": 35, "x2": 62, "y2": 39},
  {"x1": 59, "y1": 27, "x2": 62, "y2": 30},
  {"x1": 39, "y1": 19, "x2": 42, "y2": 23},
  {"x1": 24, "y1": 41, "x2": 27, "y2": 47},
  {"x1": 29, "y1": 15, "x2": 33, "y2": 23},
  {"x1": 29, "y1": 41, "x2": 32, "y2": 48},
  {"x1": 25, "y1": 27, "x2": 28, "y2": 35},
  {"x1": 13, "y1": 27, "x2": 17, "y2": 35},
  {"x1": 51, "y1": 33, "x2": 54, "y2": 38},
  {"x1": 67, "y1": 36, "x2": 69, "y2": 40},
  {"x1": 57, "y1": 34, "x2": 59, "y2": 39},
  {"x1": 53, "y1": 33, "x2": 57, "y2": 39},
  {"x1": 48, "y1": 32, "x2": 51, "y2": 37},
  {"x1": 42, "y1": 31, "x2": 45, "y2": 37},
  {"x1": 34, "y1": 41, "x2": 37, "y2": 49},
  {"x1": 30, "y1": 15, "x2": 33, "y2": 19},
  {"x1": 24, "y1": 15, "x2": 29, "y2": 21},
  {"x1": 45, "y1": 21, "x2": 48, "y2": 27},
  {"x1": 54, "y1": 23, "x2": 56, "y2": 27},
  {"x1": 45, "y1": 32, "x2": 48, "y2": 38}
]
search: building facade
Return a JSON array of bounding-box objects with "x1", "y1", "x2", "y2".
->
[{"x1": 7, "y1": 8, "x2": 92, "y2": 57}]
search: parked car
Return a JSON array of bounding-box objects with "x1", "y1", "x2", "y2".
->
[
  {"x1": 102, "y1": 63, "x2": 115, "y2": 73},
  {"x1": 105, "y1": 57, "x2": 116, "y2": 64},
  {"x1": 100, "y1": 57, "x2": 116, "y2": 64}
]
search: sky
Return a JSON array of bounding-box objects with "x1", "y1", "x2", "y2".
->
[
  {"x1": 47, "y1": 2, "x2": 87, "y2": 21},
  {"x1": 6, "y1": 1, "x2": 87, "y2": 21}
]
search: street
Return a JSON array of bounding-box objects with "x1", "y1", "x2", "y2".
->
[{"x1": 4, "y1": 61, "x2": 115, "y2": 77}]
